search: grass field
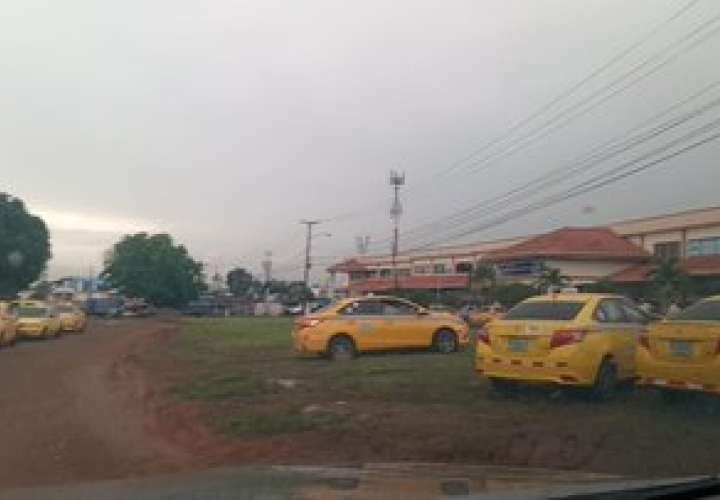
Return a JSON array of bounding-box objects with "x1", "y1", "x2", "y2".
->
[
  {"x1": 146, "y1": 316, "x2": 720, "y2": 476},
  {"x1": 166, "y1": 317, "x2": 483, "y2": 433}
]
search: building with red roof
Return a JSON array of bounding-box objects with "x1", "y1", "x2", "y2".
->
[{"x1": 327, "y1": 205, "x2": 720, "y2": 297}]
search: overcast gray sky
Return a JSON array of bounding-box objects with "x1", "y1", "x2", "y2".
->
[{"x1": 3, "y1": 0, "x2": 720, "y2": 282}]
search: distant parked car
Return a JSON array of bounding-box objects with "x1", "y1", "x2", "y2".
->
[
  {"x1": 123, "y1": 298, "x2": 155, "y2": 317},
  {"x1": 15, "y1": 301, "x2": 62, "y2": 339},
  {"x1": 56, "y1": 303, "x2": 87, "y2": 332},
  {"x1": 183, "y1": 300, "x2": 223, "y2": 316},
  {"x1": 285, "y1": 304, "x2": 304, "y2": 315},
  {"x1": 86, "y1": 297, "x2": 123, "y2": 317}
]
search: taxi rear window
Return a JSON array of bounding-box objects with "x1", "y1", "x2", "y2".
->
[
  {"x1": 505, "y1": 301, "x2": 584, "y2": 321},
  {"x1": 671, "y1": 301, "x2": 720, "y2": 321}
]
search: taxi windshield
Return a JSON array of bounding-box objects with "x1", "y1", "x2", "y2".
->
[
  {"x1": 505, "y1": 301, "x2": 585, "y2": 321},
  {"x1": 670, "y1": 300, "x2": 720, "y2": 321},
  {"x1": 17, "y1": 307, "x2": 48, "y2": 318}
]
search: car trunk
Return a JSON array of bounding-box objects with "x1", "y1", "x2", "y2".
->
[
  {"x1": 488, "y1": 320, "x2": 578, "y2": 357},
  {"x1": 649, "y1": 321, "x2": 720, "y2": 364}
]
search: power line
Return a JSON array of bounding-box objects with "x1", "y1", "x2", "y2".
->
[
  {"x1": 457, "y1": 8, "x2": 720, "y2": 177},
  {"x1": 371, "y1": 81, "x2": 720, "y2": 249},
  {"x1": 335, "y1": 3, "x2": 719, "y2": 252},
  {"x1": 436, "y1": 0, "x2": 702, "y2": 178},
  {"x1": 401, "y1": 117, "x2": 720, "y2": 253}
]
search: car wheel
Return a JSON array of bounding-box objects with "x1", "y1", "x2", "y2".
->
[
  {"x1": 591, "y1": 358, "x2": 618, "y2": 402},
  {"x1": 41, "y1": 328, "x2": 49, "y2": 339},
  {"x1": 433, "y1": 329, "x2": 457, "y2": 354},
  {"x1": 328, "y1": 336, "x2": 356, "y2": 361}
]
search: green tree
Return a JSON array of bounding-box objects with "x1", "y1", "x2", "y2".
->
[
  {"x1": 226, "y1": 267, "x2": 256, "y2": 297},
  {"x1": 647, "y1": 257, "x2": 692, "y2": 312},
  {"x1": 0, "y1": 193, "x2": 51, "y2": 298},
  {"x1": 102, "y1": 233, "x2": 205, "y2": 306},
  {"x1": 534, "y1": 263, "x2": 569, "y2": 293},
  {"x1": 487, "y1": 283, "x2": 537, "y2": 307},
  {"x1": 28, "y1": 280, "x2": 53, "y2": 300},
  {"x1": 472, "y1": 263, "x2": 497, "y2": 293}
]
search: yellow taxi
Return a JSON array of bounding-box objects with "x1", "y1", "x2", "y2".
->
[
  {"x1": 292, "y1": 296, "x2": 471, "y2": 360},
  {"x1": 15, "y1": 301, "x2": 62, "y2": 339},
  {"x1": 0, "y1": 301, "x2": 18, "y2": 347},
  {"x1": 56, "y1": 303, "x2": 88, "y2": 332},
  {"x1": 637, "y1": 295, "x2": 720, "y2": 396},
  {"x1": 475, "y1": 293, "x2": 649, "y2": 399}
]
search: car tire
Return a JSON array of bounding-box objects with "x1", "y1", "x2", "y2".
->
[
  {"x1": 327, "y1": 336, "x2": 356, "y2": 361},
  {"x1": 433, "y1": 329, "x2": 457, "y2": 354},
  {"x1": 591, "y1": 358, "x2": 618, "y2": 402},
  {"x1": 41, "y1": 328, "x2": 49, "y2": 339}
]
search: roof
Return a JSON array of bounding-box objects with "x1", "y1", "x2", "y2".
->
[
  {"x1": 326, "y1": 258, "x2": 370, "y2": 273},
  {"x1": 607, "y1": 256, "x2": 720, "y2": 283},
  {"x1": 349, "y1": 275, "x2": 469, "y2": 293},
  {"x1": 483, "y1": 227, "x2": 650, "y2": 262},
  {"x1": 610, "y1": 205, "x2": 720, "y2": 236}
]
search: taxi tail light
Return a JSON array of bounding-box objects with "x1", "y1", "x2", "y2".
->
[
  {"x1": 639, "y1": 333, "x2": 650, "y2": 350},
  {"x1": 296, "y1": 317, "x2": 324, "y2": 329},
  {"x1": 477, "y1": 328, "x2": 490, "y2": 345},
  {"x1": 550, "y1": 328, "x2": 588, "y2": 349}
]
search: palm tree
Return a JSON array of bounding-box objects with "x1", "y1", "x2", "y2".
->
[
  {"x1": 472, "y1": 263, "x2": 497, "y2": 292},
  {"x1": 534, "y1": 263, "x2": 569, "y2": 293},
  {"x1": 647, "y1": 258, "x2": 692, "y2": 313}
]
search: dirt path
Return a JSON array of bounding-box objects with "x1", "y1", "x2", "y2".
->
[{"x1": 0, "y1": 317, "x2": 198, "y2": 489}]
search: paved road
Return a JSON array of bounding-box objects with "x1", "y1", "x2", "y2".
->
[{"x1": 0, "y1": 317, "x2": 188, "y2": 490}]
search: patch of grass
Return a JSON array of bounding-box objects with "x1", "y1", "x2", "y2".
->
[
  {"x1": 162, "y1": 316, "x2": 486, "y2": 438},
  {"x1": 171, "y1": 374, "x2": 266, "y2": 400},
  {"x1": 220, "y1": 410, "x2": 346, "y2": 436},
  {"x1": 142, "y1": 316, "x2": 720, "y2": 474}
]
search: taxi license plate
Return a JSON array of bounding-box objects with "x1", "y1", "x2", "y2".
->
[
  {"x1": 508, "y1": 339, "x2": 529, "y2": 352},
  {"x1": 670, "y1": 340, "x2": 692, "y2": 357}
]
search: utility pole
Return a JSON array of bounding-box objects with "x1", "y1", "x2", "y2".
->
[
  {"x1": 261, "y1": 251, "x2": 272, "y2": 302},
  {"x1": 389, "y1": 171, "x2": 405, "y2": 292},
  {"x1": 301, "y1": 220, "x2": 320, "y2": 310},
  {"x1": 355, "y1": 235, "x2": 371, "y2": 255}
]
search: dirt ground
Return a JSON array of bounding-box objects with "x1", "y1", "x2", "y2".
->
[
  {"x1": 2, "y1": 316, "x2": 720, "y2": 491},
  {"x1": 0, "y1": 316, "x2": 203, "y2": 489}
]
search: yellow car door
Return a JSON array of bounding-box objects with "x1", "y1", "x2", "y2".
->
[
  {"x1": 340, "y1": 299, "x2": 388, "y2": 351},
  {"x1": 379, "y1": 299, "x2": 428, "y2": 347},
  {"x1": 593, "y1": 298, "x2": 640, "y2": 379}
]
